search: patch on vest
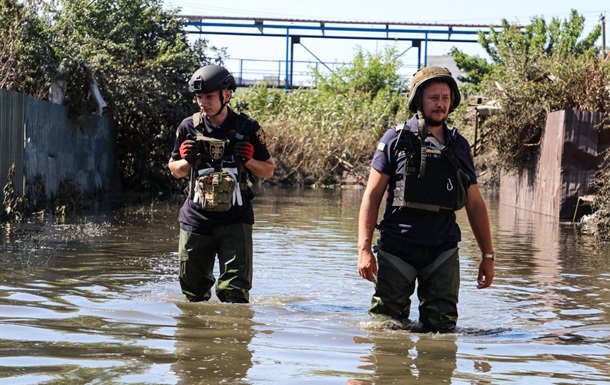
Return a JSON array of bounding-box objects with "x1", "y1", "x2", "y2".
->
[
  {"x1": 377, "y1": 142, "x2": 386, "y2": 151},
  {"x1": 256, "y1": 129, "x2": 266, "y2": 145},
  {"x1": 209, "y1": 142, "x2": 226, "y2": 160}
]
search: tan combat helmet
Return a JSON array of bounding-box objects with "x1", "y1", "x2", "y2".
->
[{"x1": 407, "y1": 66, "x2": 461, "y2": 113}]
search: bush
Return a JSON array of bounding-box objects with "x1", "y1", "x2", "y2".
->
[{"x1": 233, "y1": 81, "x2": 409, "y2": 185}]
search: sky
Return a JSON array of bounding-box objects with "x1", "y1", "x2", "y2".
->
[{"x1": 161, "y1": 0, "x2": 607, "y2": 85}]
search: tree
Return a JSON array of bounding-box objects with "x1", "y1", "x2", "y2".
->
[
  {"x1": 0, "y1": 0, "x2": 54, "y2": 98},
  {"x1": 312, "y1": 45, "x2": 407, "y2": 97},
  {"x1": 451, "y1": 9, "x2": 601, "y2": 89},
  {"x1": 450, "y1": 9, "x2": 606, "y2": 171},
  {"x1": 1, "y1": 0, "x2": 228, "y2": 193}
]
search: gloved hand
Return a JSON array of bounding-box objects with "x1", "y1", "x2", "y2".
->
[
  {"x1": 235, "y1": 141, "x2": 254, "y2": 164},
  {"x1": 179, "y1": 139, "x2": 198, "y2": 164}
]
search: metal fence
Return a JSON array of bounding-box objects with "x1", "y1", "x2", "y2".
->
[{"x1": 0, "y1": 88, "x2": 119, "y2": 199}]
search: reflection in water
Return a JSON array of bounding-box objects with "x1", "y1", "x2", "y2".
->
[
  {"x1": 172, "y1": 303, "x2": 255, "y2": 384},
  {"x1": 349, "y1": 332, "x2": 457, "y2": 385},
  {"x1": 1, "y1": 188, "x2": 610, "y2": 384}
]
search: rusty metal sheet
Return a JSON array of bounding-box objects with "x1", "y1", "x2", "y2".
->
[{"x1": 500, "y1": 110, "x2": 603, "y2": 220}]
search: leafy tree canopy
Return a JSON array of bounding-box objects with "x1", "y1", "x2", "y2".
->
[
  {"x1": 312, "y1": 45, "x2": 408, "y2": 97},
  {"x1": 1, "y1": 0, "x2": 228, "y2": 192},
  {"x1": 450, "y1": 9, "x2": 608, "y2": 172}
]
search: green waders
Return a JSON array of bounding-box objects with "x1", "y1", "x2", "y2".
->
[
  {"x1": 178, "y1": 223, "x2": 253, "y2": 303},
  {"x1": 369, "y1": 247, "x2": 460, "y2": 332}
]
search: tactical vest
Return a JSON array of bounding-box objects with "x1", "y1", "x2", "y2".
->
[
  {"x1": 391, "y1": 123, "x2": 470, "y2": 212},
  {"x1": 188, "y1": 112, "x2": 252, "y2": 211}
]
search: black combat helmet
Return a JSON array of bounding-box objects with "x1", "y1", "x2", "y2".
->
[{"x1": 188, "y1": 65, "x2": 237, "y2": 94}]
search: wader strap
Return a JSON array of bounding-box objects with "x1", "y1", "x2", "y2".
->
[
  {"x1": 419, "y1": 247, "x2": 458, "y2": 281},
  {"x1": 377, "y1": 249, "x2": 418, "y2": 282},
  {"x1": 377, "y1": 247, "x2": 458, "y2": 282},
  {"x1": 392, "y1": 124, "x2": 406, "y2": 208},
  {"x1": 188, "y1": 166, "x2": 195, "y2": 199}
]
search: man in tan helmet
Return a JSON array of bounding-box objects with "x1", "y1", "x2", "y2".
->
[{"x1": 357, "y1": 66, "x2": 494, "y2": 333}]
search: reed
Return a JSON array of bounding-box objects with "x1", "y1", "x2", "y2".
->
[{"x1": 234, "y1": 84, "x2": 409, "y2": 186}]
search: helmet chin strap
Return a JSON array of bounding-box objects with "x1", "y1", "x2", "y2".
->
[{"x1": 212, "y1": 89, "x2": 227, "y2": 117}]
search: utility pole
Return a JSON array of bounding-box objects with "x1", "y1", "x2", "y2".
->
[{"x1": 601, "y1": 13, "x2": 607, "y2": 60}]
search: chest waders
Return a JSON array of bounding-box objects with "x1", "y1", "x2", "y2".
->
[
  {"x1": 370, "y1": 247, "x2": 460, "y2": 333},
  {"x1": 188, "y1": 112, "x2": 251, "y2": 211}
]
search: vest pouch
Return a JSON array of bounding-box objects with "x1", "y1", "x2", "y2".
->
[
  {"x1": 197, "y1": 171, "x2": 236, "y2": 212},
  {"x1": 454, "y1": 168, "x2": 471, "y2": 210}
]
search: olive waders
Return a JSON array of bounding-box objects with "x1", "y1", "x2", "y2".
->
[
  {"x1": 179, "y1": 223, "x2": 253, "y2": 303},
  {"x1": 369, "y1": 247, "x2": 460, "y2": 333}
]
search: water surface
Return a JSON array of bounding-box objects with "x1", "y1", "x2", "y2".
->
[{"x1": 1, "y1": 187, "x2": 609, "y2": 384}]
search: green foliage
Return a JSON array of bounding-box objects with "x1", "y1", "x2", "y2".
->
[
  {"x1": 233, "y1": 51, "x2": 410, "y2": 185},
  {"x1": 44, "y1": 0, "x2": 201, "y2": 191},
  {"x1": 479, "y1": 10, "x2": 600, "y2": 79},
  {"x1": 0, "y1": 0, "x2": 55, "y2": 97},
  {"x1": 1, "y1": 0, "x2": 228, "y2": 193},
  {"x1": 312, "y1": 45, "x2": 407, "y2": 97},
  {"x1": 449, "y1": 47, "x2": 493, "y2": 89},
  {"x1": 451, "y1": 9, "x2": 605, "y2": 172}
]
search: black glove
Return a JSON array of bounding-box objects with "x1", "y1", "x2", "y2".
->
[
  {"x1": 235, "y1": 141, "x2": 254, "y2": 164},
  {"x1": 179, "y1": 139, "x2": 198, "y2": 164}
]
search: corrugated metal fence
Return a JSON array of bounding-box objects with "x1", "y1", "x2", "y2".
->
[
  {"x1": 0, "y1": 89, "x2": 26, "y2": 196},
  {"x1": 0, "y1": 88, "x2": 119, "y2": 198}
]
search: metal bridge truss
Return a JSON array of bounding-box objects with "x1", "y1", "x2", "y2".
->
[{"x1": 181, "y1": 16, "x2": 509, "y2": 89}]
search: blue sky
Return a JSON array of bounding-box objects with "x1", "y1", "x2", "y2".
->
[{"x1": 162, "y1": 0, "x2": 607, "y2": 84}]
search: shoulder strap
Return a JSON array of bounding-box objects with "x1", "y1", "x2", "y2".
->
[
  {"x1": 192, "y1": 112, "x2": 203, "y2": 129},
  {"x1": 426, "y1": 135, "x2": 461, "y2": 173},
  {"x1": 391, "y1": 122, "x2": 416, "y2": 208}
]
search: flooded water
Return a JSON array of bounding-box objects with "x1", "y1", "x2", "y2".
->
[{"x1": 1, "y1": 186, "x2": 610, "y2": 385}]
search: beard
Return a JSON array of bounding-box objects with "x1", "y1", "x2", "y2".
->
[{"x1": 421, "y1": 111, "x2": 447, "y2": 127}]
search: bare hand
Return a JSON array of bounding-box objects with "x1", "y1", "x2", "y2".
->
[
  {"x1": 358, "y1": 249, "x2": 378, "y2": 283},
  {"x1": 477, "y1": 258, "x2": 494, "y2": 289}
]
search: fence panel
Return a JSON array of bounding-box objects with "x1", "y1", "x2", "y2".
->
[
  {"x1": 1, "y1": 89, "x2": 118, "y2": 200},
  {"x1": 0, "y1": 89, "x2": 26, "y2": 195}
]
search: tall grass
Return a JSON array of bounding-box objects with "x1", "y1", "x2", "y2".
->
[{"x1": 233, "y1": 84, "x2": 409, "y2": 186}]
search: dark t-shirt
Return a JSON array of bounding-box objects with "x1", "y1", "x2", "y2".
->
[
  {"x1": 371, "y1": 116, "x2": 477, "y2": 246},
  {"x1": 171, "y1": 108, "x2": 271, "y2": 234}
]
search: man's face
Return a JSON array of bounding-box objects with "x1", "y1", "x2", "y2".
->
[
  {"x1": 195, "y1": 89, "x2": 230, "y2": 116},
  {"x1": 420, "y1": 81, "x2": 451, "y2": 127}
]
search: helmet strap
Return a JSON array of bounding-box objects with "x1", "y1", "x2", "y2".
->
[{"x1": 213, "y1": 89, "x2": 226, "y2": 117}]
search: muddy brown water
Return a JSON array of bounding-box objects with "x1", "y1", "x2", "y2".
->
[{"x1": 1, "y1": 187, "x2": 610, "y2": 384}]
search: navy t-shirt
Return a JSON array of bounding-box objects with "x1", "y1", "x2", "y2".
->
[
  {"x1": 371, "y1": 116, "x2": 477, "y2": 246},
  {"x1": 171, "y1": 108, "x2": 271, "y2": 234}
]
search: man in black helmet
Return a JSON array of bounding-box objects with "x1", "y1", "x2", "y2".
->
[
  {"x1": 168, "y1": 64, "x2": 274, "y2": 303},
  {"x1": 357, "y1": 66, "x2": 494, "y2": 332}
]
